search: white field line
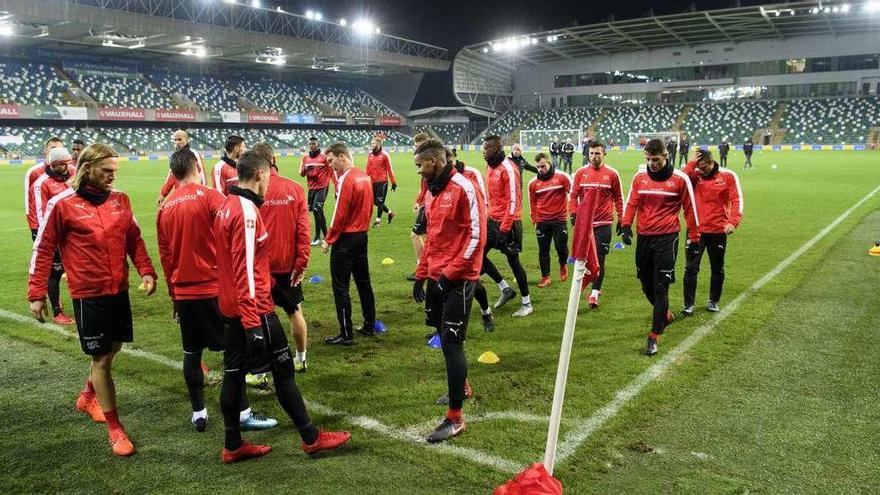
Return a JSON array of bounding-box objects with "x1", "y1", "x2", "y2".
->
[
  {"x1": 0, "y1": 309, "x2": 520, "y2": 473},
  {"x1": 405, "y1": 411, "x2": 559, "y2": 438},
  {"x1": 554, "y1": 183, "x2": 880, "y2": 465}
]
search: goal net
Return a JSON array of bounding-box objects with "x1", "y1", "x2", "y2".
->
[
  {"x1": 627, "y1": 131, "x2": 681, "y2": 148},
  {"x1": 519, "y1": 129, "x2": 582, "y2": 149}
]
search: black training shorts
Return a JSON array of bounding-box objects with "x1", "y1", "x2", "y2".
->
[
  {"x1": 223, "y1": 313, "x2": 292, "y2": 374},
  {"x1": 307, "y1": 187, "x2": 328, "y2": 212},
  {"x1": 72, "y1": 291, "x2": 133, "y2": 356},
  {"x1": 635, "y1": 232, "x2": 679, "y2": 285},
  {"x1": 177, "y1": 297, "x2": 226, "y2": 353},
  {"x1": 487, "y1": 218, "x2": 523, "y2": 255},
  {"x1": 423, "y1": 278, "x2": 475, "y2": 345},
  {"x1": 271, "y1": 273, "x2": 305, "y2": 315}
]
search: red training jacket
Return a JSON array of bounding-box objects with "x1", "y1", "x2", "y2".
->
[
  {"x1": 415, "y1": 179, "x2": 428, "y2": 207},
  {"x1": 682, "y1": 160, "x2": 744, "y2": 234},
  {"x1": 24, "y1": 161, "x2": 46, "y2": 230},
  {"x1": 213, "y1": 189, "x2": 275, "y2": 329},
  {"x1": 622, "y1": 167, "x2": 699, "y2": 241},
  {"x1": 528, "y1": 171, "x2": 571, "y2": 224},
  {"x1": 32, "y1": 163, "x2": 76, "y2": 226},
  {"x1": 28, "y1": 188, "x2": 156, "y2": 300},
  {"x1": 416, "y1": 168, "x2": 487, "y2": 281},
  {"x1": 211, "y1": 156, "x2": 238, "y2": 196},
  {"x1": 325, "y1": 167, "x2": 374, "y2": 245},
  {"x1": 299, "y1": 152, "x2": 336, "y2": 190},
  {"x1": 365, "y1": 149, "x2": 396, "y2": 185},
  {"x1": 460, "y1": 165, "x2": 488, "y2": 202},
  {"x1": 160, "y1": 147, "x2": 206, "y2": 198},
  {"x1": 262, "y1": 169, "x2": 311, "y2": 275},
  {"x1": 486, "y1": 157, "x2": 522, "y2": 232},
  {"x1": 156, "y1": 182, "x2": 225, "y2": 300},
  {"x1": 568, "y1": 164, "x2": 623, "y2": 227}
]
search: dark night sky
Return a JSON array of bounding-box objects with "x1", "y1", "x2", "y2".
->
[{"x1": 274, "y1": 0, "x2": 776, "y2": 108}]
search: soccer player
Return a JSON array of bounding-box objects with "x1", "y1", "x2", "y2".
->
[
  {"x1": 253, "y1": 143, "x2": 311, "y2": 372},
  {"x1": 678, "y1": 134, "x2": 690, "y2": 167},
  {"x1": 681, "y1": 149, "x2": 743, "y2": 315},
  {"x1": 411, "y1": 139, "x2": 486, "y2": 443},
  {"x1": 212, "y1": 135, "x2": 245, "y2": 196},
  {"x1": 28, "y1": 143, "x2": 157, "y2": 456},
  {"x1": 365, "y1": 136, "x2": 397, "y2": 226},
  {"x1": 568, "y1": 141, "x2": 623, "y2": 308},
  {"x1": 560, "y1": 138, "x2": 576, "y2": 174},
  {"x1": 156, "y1": 130, "x2": 206, "y2": 206},
  {"x1": 482, "y1": 135, "x2": 533, "y2": 317},
  {"x1": 71, "y1": 139, "x2": 85, "y2": 163},
  {"x1": 718, "y1": 140, "x2": 730, "y2": 168},
  {"x1": 619, "y1": 138, "x2": 699, "y2": 356},
  {"x1": 528, "y1": 153, "x2": 571, "y2": 288},
  {"x1": 743, "y1": 139, "x2": 754, "y2": 169},
  {"x1": 666, "y1": 138, "x2": 677, "y2": 165},
  {"x1": 549, "y1": 137, "x2": 561, "y2": 168},
  {"x1": 508, "y1": 143, "x2": 538, "y2": 183},
  {"x1": 25, "y1": 137, "x2": 70, "y2": 324},
  {"x1": 299, "y1": 136, "x2": 335, "y2": 245},
  {"x1": 322, "y1": 143, "x2": 377, "y2": 345},
  {"x1": 213, "y1": 151, "x2": 350, "y2": 463},
  {"x1": 157, "y1": 149, "x2": 278, "y2": 432}
]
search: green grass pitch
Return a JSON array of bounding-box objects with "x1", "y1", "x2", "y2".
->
[{"x1": 0, "y1": 149, "x2": 878, "y2": 493}]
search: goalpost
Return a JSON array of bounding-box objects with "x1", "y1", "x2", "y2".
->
[
  {"x1": 627, "y1": 131, "x2": 681, "y2": 148},
  {"x1": 520, "y1": 129, "x2": 582, "y2": 149}
]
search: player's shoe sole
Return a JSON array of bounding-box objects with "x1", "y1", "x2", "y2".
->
[{"x1": 427, "y1": 418, "x2": 466, "y2": 443}]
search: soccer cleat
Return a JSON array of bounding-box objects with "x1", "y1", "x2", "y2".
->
[
  {"x1": 436, "y1": 380, "x2": 474, "y2": 405},
  {"x1": 294, "y1": 358, "x2": 307, "y2": 373},
  {"x1": 707, "y1": 301, "x2": 720, "y2": 312},
  {"x1": 324, "y1": 333, "x2": 354, "y2": 346},
  {"x1": 681, "y1": 305, "x2": 695, "y2": 317},
  {"x1": 75, "y1": 392, "x2": 106, "y2": 423},
  {"x1": 373, "y1": 218, "x2": 381, "y2": 227},
  {"x1": 481, "y1": 312, "x2": 495, "y2": 333},
  {"x1": 310, "y1": 239, "x2": 322, "y2": 246},
  {"x1": 222, "y1": 442, "x2": 272, "y2": 464},
  {"x1": 108, "y1": 428, "x2": 135, "y2": 457},
  {"x1": 426, "y1": 418, "x2": 466, "y2": 444},
  {"x1": 53, "y1": 312, "x2": 74, "y2": 325},
  {"x1": 537, "y1": 276, "x2": 552, "y2": 288},
  {"x1": 588, "y1": 292, "x2": 600, "y2": 309},
  {"x1": 645, "y1": 338, "x2": 658, "y2": 356},
  {"x1": 240, "y1": 411, "x2": 278, "y2": 431},
  {"x1": 559, "y1": 265, "x2": 569, "y2": 282},
  {"x1": 493, "y1": 287, "x2": 517, "y2": 309},
  {"x1": 387, "y1": 211, "x2": 395, "y2": 224},
  {"x1": 245, "y1": 373, "x2": 269, "y2": 388},
  {"x1": 356, "y1": 325, "x2": 375, "y2": 337},
  {"x1": 511, "y1": 304, "x2": 534, "y2": 318},
  {"x1": 192, "y1": 416, "x2": 207, "y2": 432},
  {"x1": 302, "y1": 430, "x2": 351, "y2": 455}
]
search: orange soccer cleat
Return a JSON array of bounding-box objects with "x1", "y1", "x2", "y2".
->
[
  {"x1": 108, "y1": 428, "x2": 135, "y2": 457},
  {"x1": 559, "y1": 265, "x2": 569, "y2": 282},
  {"x1": 222, "y1": 442, "x2": 272, "y2": 464},
  {"x1": 75, "y1": 392, "x2": 106, "y2": 423},
  {"x1": 302, "y1": 430, "x2": 352, "y2": 455},
  {"x1": 537, "y1": 276, "x2": 552, "y2": 288},
  {"x1": 53, "y1": 312, "x2": 74, "y2": 325}
]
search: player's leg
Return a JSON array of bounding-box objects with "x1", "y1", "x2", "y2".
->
[
  {"x1": 705, "y1": 233, "x2": 727, "y2": 311},
  {"x1": 484, "y1": 219, "x2": 515, "y2": 308},
  {"x1": 408, "y1": 206, "x2": 427, "y2": 280},
  {"x1": 48, "y1": 249, "x2": 70, "y2": 322},
  {"x1": 373, "y1": 181, "x2": 388, "y2": 224},
  {"x1": 589, "y1": 225, "x2": 612, "y2": 307},
  {"x1": 327, "y1": 235, "x2": 355, "y2": 344},
  {"x1": 506, "y1": 222, "x2": 532, "y2": 317},
  {"x1": 289, "y1": 304, "x2": 308, "y2": 370},
  {"x1": 682, "y1": 236, "x2": 706, "y2": 315},
  {"x1": 428, "y1": 280, "x2": 474, "y2": 443},
  {"x1": 351, "y1": 233, "x2": 377, "y2": 337},
  {"x1": 270, "y1": 274, "x2": 308, "y2": 369},
  {"x1": 553, "y1": 220, "x2": 570, "y2": 280},
  {"x1": 535, "y1": 222, "x2": 553, "y2": 287},
  {"x1": 473, "y1": 280, "x2": 494, "y2": 332}
]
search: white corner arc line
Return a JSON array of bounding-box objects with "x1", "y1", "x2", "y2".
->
[
  {"x1": 0, "y1": 309, "x2": 520, "y2": 473},
  {"x1": 555, "y1": 183, "x2": 880, "y2": 465}
]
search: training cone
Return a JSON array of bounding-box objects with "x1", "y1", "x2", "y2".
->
[
  {"x1": 381, "y1": 257, "x2": 394, "y2": 266},
  {"x1": 478, "y1": 351, "x2": 500, "y2": 364},
  {"x1": 613, "y1": 241, "x2": 625, "y2": 250},
  {"x1": 427, "y1": 334, "x2": 441, "y2": 349},
  {"x1": 374, "y1": 320, "x2": 387, "y2": 333},
  {"x1": 309, "y1": 275, "x2": 323, "y2": 283},
  {"x1": 870, "y1": 241, "x2": 880, "y2": 257}
]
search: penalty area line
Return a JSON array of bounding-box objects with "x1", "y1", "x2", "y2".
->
[
  {"x1": 555, "y1": 183, "x2": 880, "y2": 465},
  {"x1": 0, "y1": 308, "x2": 520, "y2": 474}
]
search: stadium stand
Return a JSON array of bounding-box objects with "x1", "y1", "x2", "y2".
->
[
  {"x1": 594, "y1": 104, "x2": 682, "y2": 145},
  {"x1": 233, "y1": 78, "x2": 320, "y2": 114},
  {"x1": 527, "y1": 107, "x2": 599, "y2": 132},
  {"x1": 101, "y1": 127, "x2": 176, "y2": 153},
  {"x1": 147, "y1": 72, "x2": 239, "y2": 111},
  {"x1": 683, "y1": 100, "x2": 776, "y2": 145},
  {"x1": 781, "y1": 97, "x2": 880, "y2": 144},
  {"x1": 0, "y1": 60, "x2": 68, "y2": 106},
  {"x1": 0, "y1": 126, "x2": 104, "y2": 157},
  {"x1": 73, "y1": 72, "x2": 176, "y2": 109},
  {"x1": 414, "y1": 124, "x2": 467, "y2": 144},
  {"x1": 486, "y1": 109, "x2": 533, "y2": 140},
  {"x1": 299, "y1": 83, "x2": 374, "y2": 117}
]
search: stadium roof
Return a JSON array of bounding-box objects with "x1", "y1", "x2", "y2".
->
[
  {"x1": 0, "y1": 0, "x2": 449, "y2": 77},
  {"x1": 461, "y1": 1, "x2": 880, "y2": 66}
]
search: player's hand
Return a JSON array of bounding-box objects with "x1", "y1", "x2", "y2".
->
[
  {"x1": 321, "y1": 240, "x2": 330, "y2": 253},
  {"x1": 140, "y1": 275, "x2": 157, "y2": 296},
  {"x1": 391, "y1": 183, "x2": 397, "y2": 192},
  {"x1": 724, "y1": 223, "x2": 736, "y2": 235},
  {"x1": 686, "y1": 238, "x2": 702, "y2": 258},
  {"x1": 291, "y1": 270, "x2": 305, "y2": 287},
  {"x1": 29, "y1": 299, "x2": 47, "y2": 323},
  {"x1": 412, "y1": 202, "x2": 420, "y2": 212},
  {"x1": 172, "y1": 300, "x2": 180, "y2": 322},
  {"x1": 245, "y1": 326, "x2": 269, "y2": 355},
  {"x1": 412, "y1": 279, "x2": 426, "y2": 303},
  {"x1": 155, "y1": 195, "x2": 165, "y2": 207},
  {"x1": 619, "y1": 225, "x2": 633, "y2": 245}
]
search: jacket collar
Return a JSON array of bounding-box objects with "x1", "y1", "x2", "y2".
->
[{"x1": 228, "y1": 185, "x2": 264, "y2": 207}]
